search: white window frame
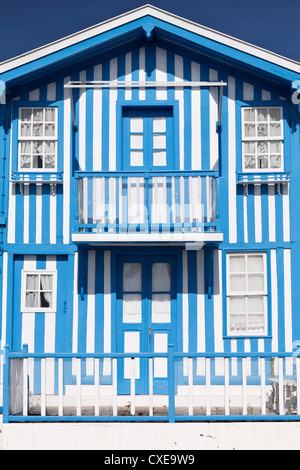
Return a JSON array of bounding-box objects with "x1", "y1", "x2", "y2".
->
[
  {"x1": 226, "y1": 252, "x2": 268, "y2": 336},
  {"x1": 18, "y1": 107, "x2": 58, "y2": 172},
  {"x1": 242, "y1": 106, "x2": 284, "y2": 172},
  {"x1": 21, "y1": 270, "x2": 57, "y2": 313}
]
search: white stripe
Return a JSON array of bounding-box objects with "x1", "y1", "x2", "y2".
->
[
  {"x1": 231, "y1": 339, "x2": 237, "y2": 375},
  {"x1": 243, "y1": 185, "x2": 248, "y2": 243},
  {"x1": 209, "y1": 69, "x2": 219, "y2": 170},
  {"x1": 125, "y1": 52, "x2": 132, "y2": 100},
  {"x1": 254, "y1": 184, "x2": 262, "y2": 242},
  {"x1": 214, "y1": 249, "x2": 224, "y2": 376},
  {"x1": 79, "y1": 70, "x2": 86, "y2": 171},
  {"x1": 93, "y1": 64, "x2": 102, "y2": 171},
  {"x1": 47, "y1": 82, "x2": 56, "y2": 101},
  {"x1": 7, "y1": 182, "x2": 15, "y2": 243},
  {"x1": 191, "y1": 62, "x2": 201, "y2": 171},
  {"x1": 45, "y1": 256, "x2": 56, "y2": 394},
  {"x1": 284, "y1": 249, "x2": 293, "y2": 355},
  {"x1": 196, "y1": 250, "x2": 205, "y2": 375},
  {"x1": 182, "y1": 250, "x2": 189, "y2": 375},
  {"x1": 282, "y1": 183, "x2": 290, "y2": 242},
  {"x1": 86, "y1": 250, "x2": 96, "y2": 375},
  {"x1": 271, "y1": 249, "x2": 278, "y2": 352},
  {"x1": 23, "y1": 182, "x2": 30, "y2": 243},
  {"x1": 175, "y1": 54, "x2": 184, "y2": 171},
  {"x1": 63, "y1": 77, "x2": 71, "y2": 244},
  {"x1": 268, "y1": 184, "x2": 276, "y2": 242},
  {"x1": 1, "y1": 252, "x2": 8, "y2": 347},
  {"x1": 49, "y1": 184, "x2": 57, "y2": 244},
  {"x1": 228, "y1": 76, "x2": 237, "y2": 243},
  {"x1": 36, "y1": 183, "x2": 42, "y2": 243},
  {"x1": 156, "y1": 47, "x2": 167, "y2": 100},
  {"x1": 103, "y1": 250, "x2": 111, "y2": 375},
  {"x1": 22, "y1": 256, "x2": 36, "y2": 353},
  {"x1": 139, "y1": 48, "x2": 146, "y2": 100},
  {"x1": 109, "y1": 58, "x2": 117, "y2": 171}
]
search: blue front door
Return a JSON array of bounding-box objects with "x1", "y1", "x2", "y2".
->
[{"x1": 117, "y1": 254, "x2": 177, "y2": 394}]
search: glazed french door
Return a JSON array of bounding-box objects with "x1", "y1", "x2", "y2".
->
[{"x1": 117, "y1": 254, "x2": 177, "y2": 394}]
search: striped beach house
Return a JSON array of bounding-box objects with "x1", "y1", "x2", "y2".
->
[{"x1": 1, "y1": 4, "x2": 300, "y2": 423}]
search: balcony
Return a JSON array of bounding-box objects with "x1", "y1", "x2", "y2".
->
[{"x1": 72, "y1": 171, "x2": 222, "y2": 245}]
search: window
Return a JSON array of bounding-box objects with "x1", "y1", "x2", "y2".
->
[
  {"x1": 227, "y1": 253, "x2": 267, "y2": 336},
  {"x1": 242, "y1": 107, "x2": 283, "y2": 171},
  {"x1": 22, "y1": 270, "x2": 57, "y2": 312},
  {"x1": 18, "y1": 107, "x2": 57, "y2": 171},
  {"x1": 123, "y1": 107, "x2": 173, "y2": 170}
]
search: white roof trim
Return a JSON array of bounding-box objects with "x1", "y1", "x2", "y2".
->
[{"x1": 1, "y1": 4, "x2": 300, "y2": 75}]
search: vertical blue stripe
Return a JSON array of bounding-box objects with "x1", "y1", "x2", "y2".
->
[
  {"x1": 42, "y1": 184, "x2": 50, "y2": 245},
  {"x1": 200, "y1": 64, "x2": 209, "y2": 170},
  {"x1": 183, "y1": 57, "x2": 191, "y2": 170}
]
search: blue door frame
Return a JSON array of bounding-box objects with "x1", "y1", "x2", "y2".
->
[{"x1": 116, "y1": 253, "x2": 177, "y2": 394}]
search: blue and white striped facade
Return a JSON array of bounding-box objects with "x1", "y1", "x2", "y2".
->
[{"x1": 1, "y1": 5, "x2": 300, "y2": 396}]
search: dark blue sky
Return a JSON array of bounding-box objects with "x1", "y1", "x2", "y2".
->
[{"x1": 0, "y1": 0, "x2": 299, "y2": 63}]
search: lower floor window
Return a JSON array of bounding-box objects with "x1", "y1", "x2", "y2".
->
[
  {"x1": 22, "y1": 270, "x2": 57, "y2": 312},
  {"x1": 227, "y1": 252, "x2": 267, "y2": 336}
]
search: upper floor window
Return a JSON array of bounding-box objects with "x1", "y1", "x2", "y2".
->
[
  {"x1": 226, "y1": 252, "x2": 267, "y2": 336},
  {"x1": 123, "y1": 107, "x2": 173, "y2": 170},
  {"x1": 242, "y1": 107, "x2": 283, "y2": 172},
  {"x1": 18, "y1": 107, "x2": 57, "y2": 171}
]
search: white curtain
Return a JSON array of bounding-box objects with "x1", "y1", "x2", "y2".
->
[
  {"x1": 40, "y1": 274, "x2": 53, "y2": 307},
  {"x1": 25, "y1": 274, "x2": 38, "y2": 308}
]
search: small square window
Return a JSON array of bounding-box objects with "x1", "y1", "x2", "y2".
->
[{"x1": 22, "y1": 270, "x2": 57, "y2": 312}]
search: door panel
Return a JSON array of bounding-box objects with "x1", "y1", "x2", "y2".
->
[{"x1": 117, "y1": 254, "x2": 176, "y2": 394}]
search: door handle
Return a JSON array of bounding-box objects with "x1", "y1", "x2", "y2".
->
[{"x1": 148, "y1": 327, "x2": 152, "y2": 344}]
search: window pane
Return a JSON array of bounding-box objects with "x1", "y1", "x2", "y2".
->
[
  {"x1": 33, "y1": 124, "x2": 43, "y2": 137},
  {"x1": 248, "y1": 296, "x2": 264, "y2": 313},
  {"x1": 257, "y1": 141, "x2": 268, "y2": 154},
  {"x1": 123, "y1": 293, "x2": 142, "y2": 323},
  {"x1": 33, "y1": 109, "x2": 43, "y2": 122},
  {"x1": 152, "y1": 263, "x2": 171, "y2": 292},
  {"x1": 229, "y1": 296, "x2": 246, "y2": 313},
  {"x1": 26, "y1": 292, "x2": 38, "y2": 308},
  {"x1": 40, "y1": 292, "x2": 52, "y2": 308},
  {"x1": 26, "y1": 274, "x2": 39, "y2": 290},
  {"x1": 269, "y1": 141, "x2": 281, "y2": 153},
  {"x1": 257, "y1": 108, "x2": 268, "y2": 121},
  {"x1": 21, "y1": 109, "x2": 32, "y2": 121},
  {"x1": 153, "y1": 134, "x2": 166, "y2": 149},
  {"x1": 269, "y1": 108, "x2": 281, "y2": 121},
  {"x1": 130, "y1": 134, "x2": 143, "y2": 149},
  {"x1": 270, "y1": 122, "x2": 281, "y2": 137},
  {"x1": 248, "y1": 255, "x2": 264, "y2": 272},
  {"x1": 130, "y1": 151, "x2": 143, "y2": 166},
  {"x1": 153, "y1": 150, "x2": 166, "y2": 166},
  {"x1": 153, "y1": 117, "x2": 166, "y2": 133},
  {"x1": 123, "y1": 263, "x2": 142, "y2": 292},
  {"x1": 248, "y1": 274, "x2": 264, "y2": 291},
  {"x1": 244, "y1": 108, "x2": 255, "y2": 122},
  {"x1": 45, "y1": 109, "x2": 55, "y2": 122},
  {"x1": 45, "y1": 155, "x2": 55, "y2": 168},
  {"x1": 257, "y1": 124, "x2": 268, "y2": 137},
  {"x1": 270, "y1": 155, "x2": 281, "y2": 168},
  {"x1": 151, "y1": 293, "x2": 171, "y2": 323},
  {"x1": 229, "y1": 314, "x2": 246, "y2": 333},
  {"x1": 20, "y1": 155, "x2": 31, "y2": 169},
  {"x1": 230, "y1": 274, "x2": 246, "y2": 292},
  {"x1": 40, "y1": 274, "x2": 53, "y2": 291},
  {"x1": 230, "y1": 256, "x2": 245, "y2": 272},
  {"x1": 257, "y1": 156, "x2": 268, "y2": 169},
  {"x1": 244, "y1": 124, "x2": 255, "y2": 137},
  {"x1": 244, "y1": 155, "x2": 256, "y2": 169},
  {"x1": 130, "y1": 117, "x2": 143, "y2": 133},
  {"x1": 248, "y1": 314, "x2": 265, "y2": 333},
  {"x1": 20, "y1": 123, "x2": 31, "y2": 137},
  {"x1": 244, "y1": 142, "x2": 255, "y2": 153},
  {"x1": 45, "y1": 123, "x2": 55, "y2": 137},
  {"x1": 32, "y1": 155, "x2": 43, "y2": 169}
]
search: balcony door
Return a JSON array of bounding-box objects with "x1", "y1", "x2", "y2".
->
[
  {"x1": 116, "y1": 254, "x2": 177, "y2": 394},
  {"x1": 122, "y1": 107, "x2": 174, "y2": 171}
]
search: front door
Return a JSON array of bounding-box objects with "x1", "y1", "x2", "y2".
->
[{"x1": 117, "y1": 254, "x2": 177, "y2": 394}]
